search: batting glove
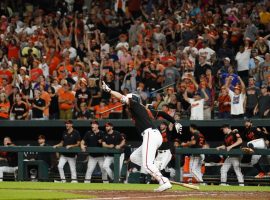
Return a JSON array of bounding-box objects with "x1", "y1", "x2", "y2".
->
[
  {"x1": 102, "y1": 81, "x2": 111, "y2": 93},
  {"x1": 175, "y1": 123, "x2": 183, "y2": 134}
]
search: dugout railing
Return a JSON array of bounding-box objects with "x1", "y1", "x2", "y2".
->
[
  {"x1": 0, "y1": 146, "x2": 122, "y2": 183},
  {"x1": 175, "y1": 148, "x2": 270, "y2": 185}
]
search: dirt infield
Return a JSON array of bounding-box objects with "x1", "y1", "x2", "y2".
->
[{"x1": 69, "y1": 190, "x2": 270, "y2": 200}]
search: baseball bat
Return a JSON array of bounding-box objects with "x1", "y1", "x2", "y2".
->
[{"x1": 170, "y1": 181, "x2": 200, "y2": 190}]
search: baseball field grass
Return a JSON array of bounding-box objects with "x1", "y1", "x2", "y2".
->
[{"x1": 0, "y1": 182, "x2": 269, "y2": 200}]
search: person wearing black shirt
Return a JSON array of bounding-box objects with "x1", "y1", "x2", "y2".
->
[
  {"x1": 32, "y1": 90, "x2": 46, "y2": 120},
  {"x1": 102, "y1": 122, "x2": 125, "y2": 181},
  {"x1": 180, "y1": 124, "x2": 206, "y2": 184},
  {"x1": 217, "y1": 124, "x2": 244, "y2": 186},
  {"x1": 74, "y1": 78, "x2": 91, "y2": 113},
  {"x1": 242, "y1": 119, "x2": 267, "y2": 178},
  {"x1": 53, "y1": 120, "x2": 81, "y2": 183},
  {"x1": 10, "y1": 93, "x2": 28, "y2": 120},
  {"x1": 102, "y1": 81, "x2": 183, "y2": 192},
  {"x1": 81, "y1": 121, "x2": 107, "y2": 183},
  {"x1": 0, "y1": 137, "x2": 18, "y2": 182},
  {"x1": 36, "y1": 135, "x2": 51, "y2": 167}
]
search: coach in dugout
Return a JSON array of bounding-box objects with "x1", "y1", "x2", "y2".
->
[
  {"x1": 81, "y1": 120, "x2": 108, "y2": 183},
  {"x1": 53, "y1": 120, "x2": 81, "y2": 183},
  {"x1": 0, "y1": 137, "x2": 18, "y2": 182}
]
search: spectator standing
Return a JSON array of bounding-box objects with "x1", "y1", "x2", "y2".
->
[
  {"x1": 47, "y1": 86, "x2": 59, "y2": 119},
  {"x1": 10, "y1": 93, "x2": 29, "y2": 120},
  {"x1": 0, "y1": 92, "x2": 10, "y2": 120},
  {"x1": 81, "y1": 121, "x2": 107, "y2": 183},
  {"x1": 58, "y1": 83, "x2": 75, "y2": 120},
  {"x1": 254, "y1": 85, "x2": 270, "y2": 118},
  {"x1": 162, "y1": 59, "x2": 180, "y2": 87},
  {"x1": 31, "y1": 89, "x2": 46, "y2": 120},
  {"x1": 53, "y1": 120, "x2": 81, "y2": 183},
  {"x1": 235, "y1": 45, "x2": 251, "y2": 86},
  {"x1": 217, "y1": 124, "x2": 244, "y2": 186},
  {"x1": 217, "y1": 86, "x2": 231, "y2": 119},
  {"x1": 226, "y1": 76, "x2": 246, "y2": 119},
  {"x1": 183, "y1": 88, "x2": 209, "y2": 120}
]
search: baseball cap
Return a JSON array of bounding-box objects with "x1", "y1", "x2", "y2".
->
[
  {"x1": 65, "y1": 120, "x2": 73, "y2": 124},
  {"x1": 105, "y1": 122, "x2": 113, "y2": 127},
  {"x1": 224, "y1": 57, "x2": 230, "y2": 62}
]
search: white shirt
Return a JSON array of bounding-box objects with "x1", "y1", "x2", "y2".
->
[
  {"x1": 198, "y1": 47, "x2": 215, "y2": 61},
  {"x1": 235, "y1": 49, "x2": 251, "y2": 71},
  {"x1": 63, "y1": 47, "x2": 77, "y2": 60},
  {"x1": 189, "y1": 98, "x2": 204, "y2": 120},
  {"x1": 229, "y1": 90, "x2": 246, "y2": 115}
]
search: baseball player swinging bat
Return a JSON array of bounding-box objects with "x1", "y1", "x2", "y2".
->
[{"x1": 170, "y1": 181, "x2": 200, "y2": 190}]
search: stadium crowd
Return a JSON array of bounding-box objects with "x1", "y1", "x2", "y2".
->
[{"x1": 0, "y1": 0, "x2": 269, "y2": 121}]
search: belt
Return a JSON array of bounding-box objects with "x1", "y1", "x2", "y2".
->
[
  {"x1": 141, "y1": 128, "x2": 158, "y2": 136},
  {"x1": 158, "y1": 150, "x2": 169, "y2": 153}
]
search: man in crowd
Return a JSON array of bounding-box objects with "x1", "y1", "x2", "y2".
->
[{"x1": 53, "y1": 120, "x2": 81, "y2": 183}]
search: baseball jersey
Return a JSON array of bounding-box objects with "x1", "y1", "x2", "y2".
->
[
  {"x1": 129, "y1": 99, "x2": 156, "y2": 134},
  {"x1": 83, "y1": 130, "x2": 105, "y2": 157},
  {"x1": 191, "y1": 130, "x2": 205, "y2": 148},
  {"x1": 103, "y1": 131, "x2": 124, "y2": 156},
  {"x1": 243, "y1": 127, "x2": 264, "y2": 142},
  {"x1": 189, "y1": 98, "x2": 204, "y2": 120},
  {"x1": 224, "y1": 130, "x2": 241, "y2": 148},
  {"x1": 62, "y1": 129, "x2": 81, "y2": 157}
]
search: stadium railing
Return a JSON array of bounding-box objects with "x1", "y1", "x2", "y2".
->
[
  {"x1": 175, "y1": 148, "x2": 270, "y2": 185},
  {"x1": 0, "y1": 146, "x2": 122, "y2": 183}
]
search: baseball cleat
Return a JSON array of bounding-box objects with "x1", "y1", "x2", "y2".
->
[{"x1": 154, "y1": 181, "x2": 172, "y2": 192}]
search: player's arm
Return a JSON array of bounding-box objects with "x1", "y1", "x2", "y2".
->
[
  {"x1": 80, "y1": 139, "x2": 87, "y2": 152},
  {"x1": 53, "y1": 140, "x2": 64, "y2": 148},
  {"x1": 115, "y1": 138, "x2": 126, "y2": 149},
  {"x1": 102, "y1": 81, "x2": 128, "y2": 104},
  {"x1": 216, "y1": 144, "x2": 226, "y2": 150},
  {"x1": 181, "y1": 139, "x2": 196, "y2": 147},
  {"x1": 66, "y1": 140, "x2": 80, "y2": 149},
  {"x1": 102, "y1": 141, "x2": 114, "y2": 148}
]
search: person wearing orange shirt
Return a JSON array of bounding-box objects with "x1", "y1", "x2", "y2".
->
[
  {"x1": 0, "y1": 93, "x2": 10, "y2": 120},
  {"x1": 58, "y1": 83, "x2": 75, "y2": 120},
  {"x1": 40, "y1": 84, "x2": 51, "y2": 119},
  {"x1": 91, "y1": 100, "x2": 110, "y2": 119},
  {"x1": 108, "y1": 97, "x2": 123, "y2": 119}
]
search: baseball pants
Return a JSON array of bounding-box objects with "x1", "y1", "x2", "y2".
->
[
  {"x1": 0, "y1": 166, "x2": 18, "y2": 181},
  {"x1": 103, "y1": 153, "x2": 125, "y2": 180},
  {"x1": 130, "y1": 128, "x2": 168, "y2": 184},
  {"x1": 189, "y1": 155, "x2": 204, "y2": 182},
  {"x1": 220, "y1": 156, "x2": 244, "y2": 185},
  {"x1": 154, "y1": 149, "x2": 172, "y2": 171},
  {"x1": 85, "y1": 156, "x2": 107, "y2": 182},
  {"x1": 58, "y1": 155, "x2": 77, "y2": 181}
]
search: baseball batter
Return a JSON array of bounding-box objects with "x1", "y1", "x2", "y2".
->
[
  {"x1": 102, "y1": 81, "x2": 182, "y2": 192},
  {"x1": 217, "y1": 124, "x2": 244, "y2": 186}
]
